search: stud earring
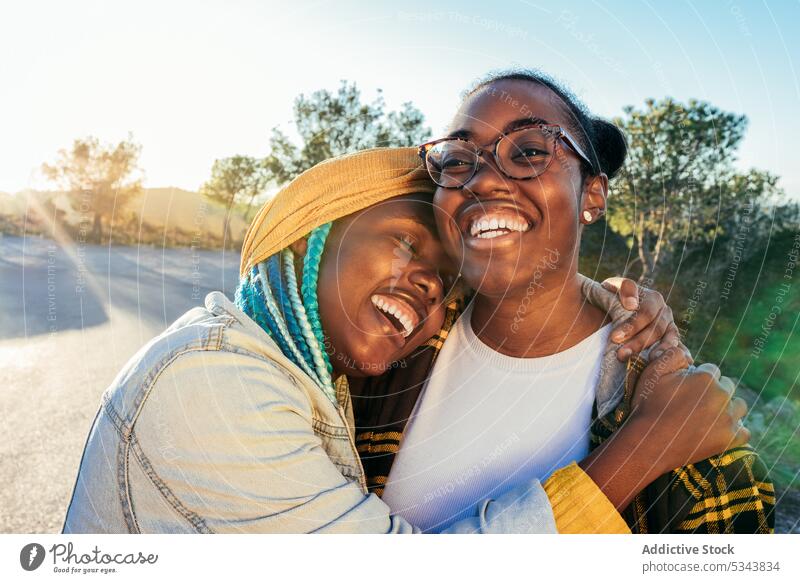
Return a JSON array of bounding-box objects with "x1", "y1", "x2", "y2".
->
[{"x1": 582, "y1": 210, "x2": 593, "y2": 223}]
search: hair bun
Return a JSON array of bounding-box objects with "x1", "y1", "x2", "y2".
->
[{"x1": 590, "y1": 118, "x2": 627, "y2": 179}]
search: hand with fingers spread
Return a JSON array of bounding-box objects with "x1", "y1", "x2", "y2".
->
[
  {"x1": 600, "y1": 277, "x2": 689, "y2": 363},
  {"x1": 579, "y1": 347, "x2": 748, "y2": 511}
]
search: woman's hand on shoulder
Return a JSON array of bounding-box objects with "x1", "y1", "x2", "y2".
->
[{"x1": 601, "y1": 277, "x2": 690, "y2": 363}]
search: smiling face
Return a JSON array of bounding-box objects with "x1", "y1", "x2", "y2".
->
[
  {"x1": 313, "y1": 193, "x2": 457, "y2": 377},
  {"x1": 432, "y1": 79, "x2": 608, "y2": 299}
]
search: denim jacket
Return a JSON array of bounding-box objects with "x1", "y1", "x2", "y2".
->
[{"x1": 62, "y1": 292, "x2": 558, "y2": 533}]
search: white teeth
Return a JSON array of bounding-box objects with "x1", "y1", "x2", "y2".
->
[
  {"x1": 477, "y1": 230, "x2": 505, "y2": 239},
  {"x1": 468, "y1": 214, "x2": 531, "y2": 238},
  {"x1": 371, "y1": 295, "x2": 418, "y2": 337}
]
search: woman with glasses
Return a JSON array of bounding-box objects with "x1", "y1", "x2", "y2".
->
[
  {"x1": 63, "y1": 144, "x2": 750, "y2": 534},
  {"x1": 354, "y1": 70, "x2": 774, "y2": 534},
  {"x1": 62, "y1": 147, "x2": 681, "y2": 534}
]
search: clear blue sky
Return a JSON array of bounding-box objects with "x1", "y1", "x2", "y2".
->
[{"x1": 1, "y1": 0, "x2": 798, "y2": 196}]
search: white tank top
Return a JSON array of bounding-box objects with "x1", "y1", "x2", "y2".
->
[{"x1": 381, "y1": 302, "x2": 611, "y2": 532}]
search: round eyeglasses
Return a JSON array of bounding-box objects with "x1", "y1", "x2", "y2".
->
[{"x1": 418, "y1": 124, "x2": 596, "y2": 189}]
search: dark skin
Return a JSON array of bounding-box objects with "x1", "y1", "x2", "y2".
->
[
  {"x1": 435, "y1": 79, "x2": 627, "y2": 358},
  {"x1": 291, "y1": 194, "x2": 456, "y2": 378},
  {"x1": 435, "y1": 80, "x2": 683, "y2": 361},
  {"x1": 584, "y1": 348, "x2": 750, "y2": 510},
  {"x1": 433, "y1": 79, "x2": 748, "y2": 511},
  {"x1": 291, "y1": 191, "x2": 668, "y2": 387}
]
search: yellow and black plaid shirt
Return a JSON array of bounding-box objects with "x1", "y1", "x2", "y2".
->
[{"x1": 351, "y1": 297, "x2": 775, "y2": 534}]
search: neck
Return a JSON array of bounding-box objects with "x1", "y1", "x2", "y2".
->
[{"x1": 470, "y1": 270, "x2": 608, "y2": 358}]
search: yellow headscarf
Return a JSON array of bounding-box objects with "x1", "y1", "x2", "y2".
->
[{"x1": 240, "y1": 147, "x2": 434, "y2": 276}]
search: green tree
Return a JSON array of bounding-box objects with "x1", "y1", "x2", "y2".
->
[
  {"x1": 608, "y1": 98, "x2": 782, "y2": 283},
  {"x1": 41, "y1": 135, "x2": 142, "y2": 242},
  {"x1": 264, "y1": 81, "x2": 432, "y2": 184},
  {"x1": 200, "y1": 155, "x2": 268, "y2": 248}
]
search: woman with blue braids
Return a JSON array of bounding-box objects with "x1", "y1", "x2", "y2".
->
[{"x1": 63, "y1": 146, "x2": 678, "y2": 534}]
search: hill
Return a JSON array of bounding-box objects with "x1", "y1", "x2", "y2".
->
[{"x1": 0, "y1": 187, "x2": 250, "y2": 248}]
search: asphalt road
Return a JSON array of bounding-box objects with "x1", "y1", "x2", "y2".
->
[{"x1": 0, "y1": 235, "x2": 239, "y2": 532}]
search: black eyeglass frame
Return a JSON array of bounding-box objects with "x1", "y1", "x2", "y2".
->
[{"x1": 418, "y1": 123, "x2": 597, "y2": 188}]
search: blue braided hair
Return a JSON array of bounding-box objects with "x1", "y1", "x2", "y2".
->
[
  {"x1": 301, "y1": 222, "x2": 334, "y2": 380},
  {"x1": 267, "y1": 254, "x2": 315, "y2": 370},
  {"x1": 235, "y1": 222, "x2": 336, "y2": 404},
  {"x1": 241, "y1": 265, "x2": 319, "y2": 384}
]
